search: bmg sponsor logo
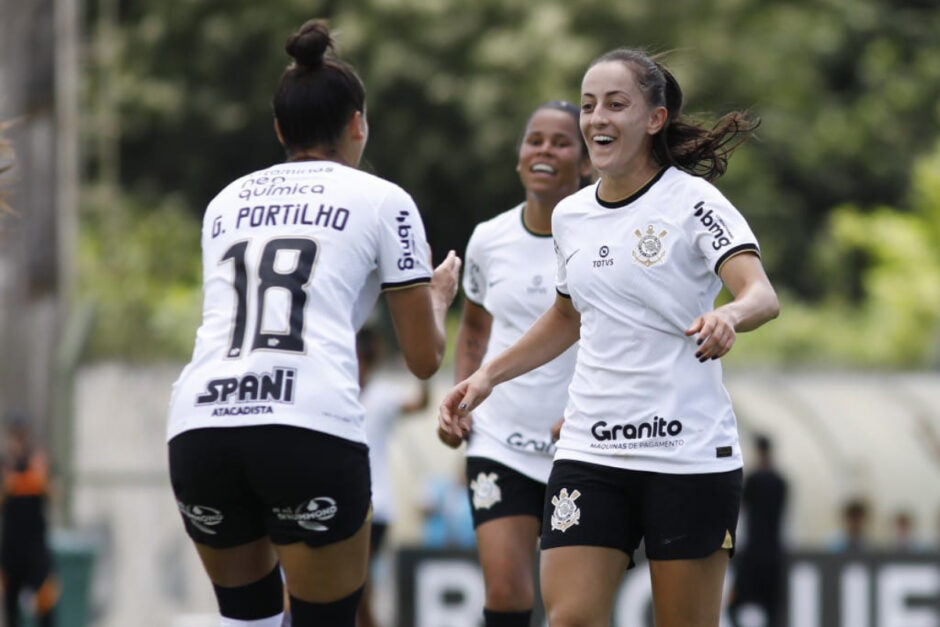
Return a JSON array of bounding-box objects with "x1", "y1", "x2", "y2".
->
[
  {"x1": 693, "y1": 201, "x2": 732, "y2": 250},
  {"x1": 396, "y1": 210, "x2": 417, "y2": 270},
  {"x1": 196, "y1": 367, "x2": 296, "y2": 405}
]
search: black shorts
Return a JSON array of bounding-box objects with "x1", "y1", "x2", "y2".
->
[
  {"x1": 465, "y1": 457, "x2": 546, "y2": 528},
  {"x1": 540, "y1": 460, "x2": 742, "y2": 566},
  {"x1": 1, "y1": 543, "x2": 53, "y2": 589},
  {"x1": 169, "y1": 425, "x2": 371, "y2": 549}
]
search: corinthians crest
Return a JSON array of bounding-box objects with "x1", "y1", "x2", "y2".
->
[
  {"x1": 470, "y1": 472, "x2": 502, "y2": 510},
  {"x1": 550, "y1": 488, "x2": 581, "y2": 532},
  {"x1": 632, "y1": 225, "x2": 668, "y2": 267}
]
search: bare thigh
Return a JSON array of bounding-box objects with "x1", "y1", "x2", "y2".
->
[
  {"x1": 649, "y1": 549, "x2": 729, "y2": 627},
  {"x1": 194, "y1": 537, "x2": 279, "y2": 587},
  {"x1": 476, "y1": 515, "x2": 541, "y2": 610},
  {"x1": 275, "y1": 514, "x2": 372, "y2": 603},
  {"x1": 540, "y1": 545, "x2": 629, "y2": 627}
]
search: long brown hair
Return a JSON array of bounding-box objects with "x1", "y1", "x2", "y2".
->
[{"x1": 591, "y1": 49, "x2": 759, "y2": 181}]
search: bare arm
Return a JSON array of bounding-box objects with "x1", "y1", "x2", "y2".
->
[
  {"x1": 439, "y1": 294, "x2": 580, "y2": 438},
  {"x1": 386, "y1": 250, "x2": 461, "y2": 379},
  {"x1": 454, "y1": 300, "x2": 493, "y2": 383},
  {"x1": 685, "y1": 252, "x2": 780, "y2": 361},
  {"x1": 437, "y1": 298, "x2": 493, "y2": 447}
]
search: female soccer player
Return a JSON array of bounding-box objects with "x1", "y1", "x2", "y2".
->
[
  {"x1": 445, "y1": 101, "x2": 590, "y2": 627},
  {"x1": 440, "y1": 48, "x2": 779, "y2": 627},
  {"x1": 167, "y1": 19, "x2": 459, "y2": 627}
]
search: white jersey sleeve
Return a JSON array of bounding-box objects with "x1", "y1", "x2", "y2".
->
[
  {"x1": 688, "y1": 189, "x2": 760, "y2": 276},
  {"x1": 376, "y1": 189, "x2": 433, "y2": 290},
  {"x1": 553, "y1": 237, "x2": 570, "y2": 298},
  {"x1": 462, "y1": 224, "x2": 487, "y2": 306}
]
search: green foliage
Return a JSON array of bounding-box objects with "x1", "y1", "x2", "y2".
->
[
  {"x1": 727, "y1": 142, "x2": 940, "y2": 368},
  {"x1": 78, "y1": 187, "x2": 202, "y2": 361},
  {"x1": 79, "y1": 0, "x2": 940, "y2": 364}
]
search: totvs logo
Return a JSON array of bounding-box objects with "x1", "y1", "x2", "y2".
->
[
  {"x1": 196, "y1": 367, "x2": 296, "y2": 405},
  {"x1": 693, "y1": 201, "x2": 732, "y2": 250}
]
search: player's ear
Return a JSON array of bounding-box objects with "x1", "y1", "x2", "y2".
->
[{"x1": 347, "y1": 110, "x2": 367, "y2": 142}]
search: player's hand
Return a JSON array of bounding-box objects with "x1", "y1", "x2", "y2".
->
[
  {"x1": 685, "y1": 308, "x2": 737, "y2": 362},
  {"x1": 550, "y1": 417, "x2": 564, "y2": 442},
  {"x1": 437, "y1": 424, "x2": 464, "y2": 449},
  {"x1": 439, "y1": 370, "x2": 493, "y2": 440},
  {"x1": 430, "y1": 250, "x2": 461, "y2": 308}
]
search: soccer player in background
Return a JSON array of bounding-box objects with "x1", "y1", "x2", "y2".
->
[{"x1": 443, "y1": 100, "x2": 591, "y2": 627}]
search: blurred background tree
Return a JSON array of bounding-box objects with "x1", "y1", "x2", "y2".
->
[{"x1": 79, "y1": 0, "x2": 940, "y2": 365}]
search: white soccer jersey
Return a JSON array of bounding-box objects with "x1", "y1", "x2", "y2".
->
[
  {"x1": 463, "y1": 204, "x2": 578, "y2": 483},
  {"x1": 167, "y1": 161, "x2": 432, "y2": 443},
  {"x1": 552, "y1": 167, "x2": 759, "y2": 474},
  {"x1": 361, "y1": 377, "x2": 410, "y2": 524}
]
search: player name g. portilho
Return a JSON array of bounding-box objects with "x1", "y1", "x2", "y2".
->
[
  {"x1": 195, "y1": 367, "x2": 296, "y2": 412},
  {"x1": 591, "y1": 416, "x2": 683, "y2": 441}
]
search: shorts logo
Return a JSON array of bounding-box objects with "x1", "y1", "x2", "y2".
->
[
  {"x1": 273, "y1": 497, "x2": 338, "y2": 532},
  {"x1": 470, "y1": 472, "x2": 501, "y2": 510},
  {"x1": 177, "y1": 502, "x2": 224, "y2": 535},
  {"x1": 550, "y1": 488, "x2": 581, "y2": 532},
  {"x1": 632, "y1": 225, "x2": 668, "y2": 267}
]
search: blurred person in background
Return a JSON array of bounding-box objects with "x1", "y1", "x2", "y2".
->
[
  {"x1": 729, "y1": 434, "x2": 788, "y2": 627},
  {"x1": 420, "y1": 469, "x2": 477, "y2": 549},
  {"x1": 1, "y1": 413, "x2": 59, "y2": 627},
  {"x1": 440, "y1": 47, "x2": 778, "y2": 627},
  {"x1": 356, "y1": 327, "x2": 430, "y2": 627},
  {"x1": 442, "y1": 100, "x2": 591, "y2": 627},
  {"x1": 827, "y1": 498, "x2": 871, "y2": 553},
  {"x1": 165, "y1": 19, "x2": 459, "y2": 627},
  {"x1": 890, "y1": 510, "x2": 924, "y2": 553}
]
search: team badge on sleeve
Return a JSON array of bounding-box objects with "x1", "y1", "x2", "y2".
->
[
  {"x1": 550, "y1": 488, "x2": 581, "y2": 532},
  {"x1": 632, "y1": 225, "x2": 668, "y2": 267},
  {"x1": 470, "y1": 472, "x2": 502, "y2": 510}
]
